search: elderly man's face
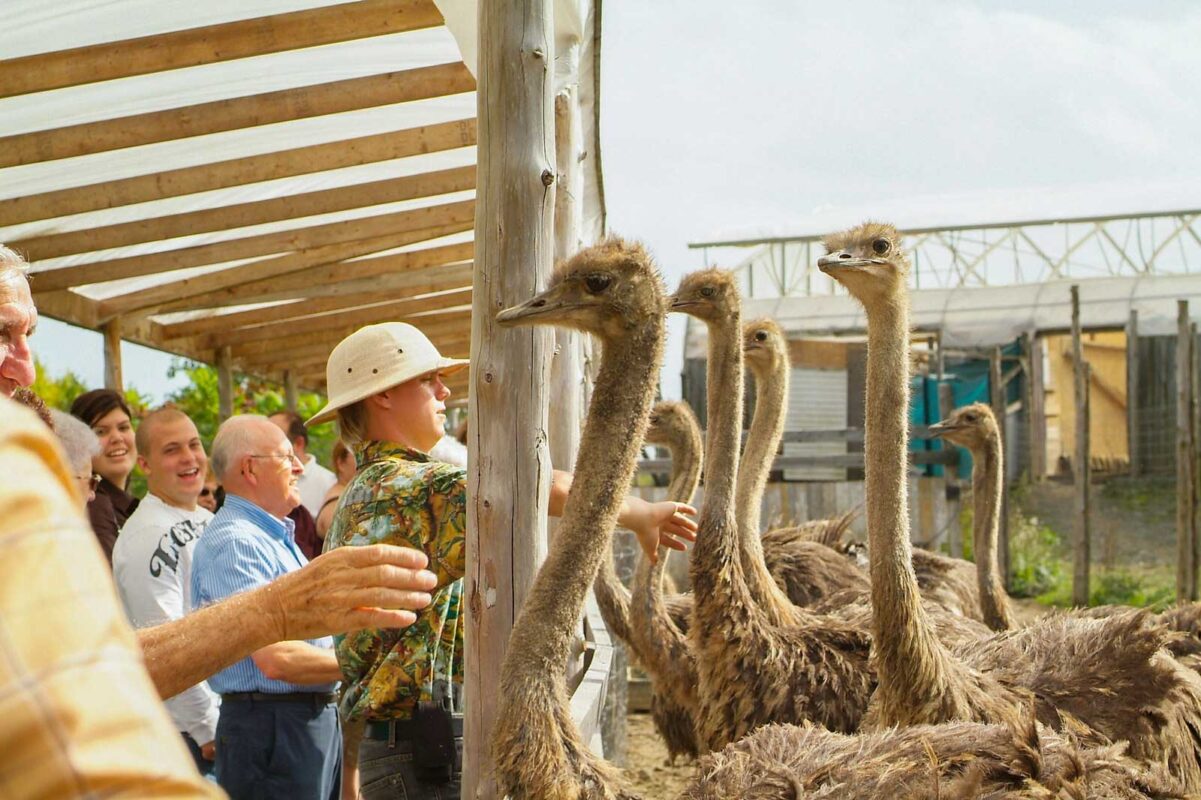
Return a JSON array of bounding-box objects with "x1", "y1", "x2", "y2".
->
[
  {"x1": 0, "y1": 274, "x2": 36, "y2": 398},
  {"x1": 244, "y1": 422, "x2": 304, "y2": 518}
]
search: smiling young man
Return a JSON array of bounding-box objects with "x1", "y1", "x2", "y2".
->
[
  {"x1": 313, "y1": 322, "x2": 698, "y2": 799},
  {"x1": 111, "y1": 406, "x2": 221, "y2": 776}
]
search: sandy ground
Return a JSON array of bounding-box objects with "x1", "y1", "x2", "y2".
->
[{"x1": 624, "y1": 711, "x2": 694, "y2": 797}]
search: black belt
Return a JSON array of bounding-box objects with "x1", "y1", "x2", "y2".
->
[
  {"x1": 366, "y1": 715, "x2": 464, "y2": 742},
  {"x1": 222, "y1": 691, "x2": 337, "y2": 706}
]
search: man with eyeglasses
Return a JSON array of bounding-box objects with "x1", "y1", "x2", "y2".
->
[
  {"x1": 192, "y1": 414, "x2": 344, "y2": 799},
  {"x1": 113, "y1": 407, "x2": 221, "y2": 778}
]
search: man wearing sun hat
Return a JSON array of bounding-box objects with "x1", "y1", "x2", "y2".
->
[{"x1": 314, "y1": 322, "x2": 699, "y2": 799}]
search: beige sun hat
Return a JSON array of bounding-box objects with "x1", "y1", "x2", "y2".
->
[{"x1": 305, "y1": 322, "x2": 468, "y2": 426}]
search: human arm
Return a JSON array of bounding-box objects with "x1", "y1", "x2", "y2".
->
[
  {"x1": 141, "y1": 544, "x2": 436, "y2": 699},
  {"x1": 315, "y1": 486, "x2": 342, "y2": 540},
  {"x1": 548, "y1": 469, "x2": 698, "y2": 562},
  {"x1": 252, "y1": 641, "x2": 343, "y2": 685}
]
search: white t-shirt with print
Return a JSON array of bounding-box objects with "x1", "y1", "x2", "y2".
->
[{"x1": 112, "y1": 493, "x2": 219, "y2": 745}]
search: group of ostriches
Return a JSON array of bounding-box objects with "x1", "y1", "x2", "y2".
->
[{"x1": 489, "y1": 223, "x2": 1201, "y2": 799}]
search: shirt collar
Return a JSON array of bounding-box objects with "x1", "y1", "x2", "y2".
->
[
  {"x1": 356, "y1": 440, "x2": 431, "y2": 469},
  {"x1": 221, "y1": 493, "x2": 296, "y2": 542}
]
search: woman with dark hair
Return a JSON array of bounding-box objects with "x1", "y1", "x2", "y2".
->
[{"x1": 70, "y1": 389, "x2": 139, "y2": 562}]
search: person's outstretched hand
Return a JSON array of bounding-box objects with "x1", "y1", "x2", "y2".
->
[
  {"x1": 263, "y1": 545, "x2": 438, "y2": 642},
  {"x1": 625, "y1": 500, "x2": 698, "y2": 563}
]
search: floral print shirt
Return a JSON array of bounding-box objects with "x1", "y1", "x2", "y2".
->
[{"x1": 325, "y1": 441, "x2": 467, "y2": 722}]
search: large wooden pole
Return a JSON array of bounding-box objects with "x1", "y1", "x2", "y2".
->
[
  {"x1": 1127, "y1": 310, "x2": 1141, "y2": 477},
  {"x1": 464, "y1": 0, "x2": 555, "y2": 795},
  {"x1": 283, "y1": 370, "x2": 299, "y2": 413},
  {"x1": 216, "y1": 346, "x2": 234, "y2": 423},
  {"x1": 1026, "y1": 333, "x2": 1047, "y2": 481},
  {"x1": 1071, "y1": 286, "x2": 1091, "y2": 607},
  {"x1": 102, "y1": 318, "x2": 123, "y2": 392},
  {"x1": 989, "y1": 346, "x2": 1010, "y2": 590},
  {"x1": 1178, "y1": 301, "x2": 1196, "y2": 601}
]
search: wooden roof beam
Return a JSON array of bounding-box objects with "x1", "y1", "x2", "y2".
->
[
  {"x1": 32, "y1": 198, "x2": 473, "y2": 297},
  {"x1": 0, "y1": 0, "x2": 443, "y2": 98},
  {"x1": 231, "y1": 311, "x2": 469, "y2": 360},
  {"x1": 142, "y1": 247, "x2": 474, "y2": 316},
  {"x1": 158, "y1": 285, "x2": 472, "y2": 340},
  {"x1": 0, "y1": 62, "x2": 475, "y2": 168},
  {"x1": 14, "y1": 165, "x2": 475, "y2": 261},
  {"x1": 0, "y1": 119, "x2": 476, "y2": 227},
  {"x1": 205, "y1": 298, "x2": 472, "y2": 349}
]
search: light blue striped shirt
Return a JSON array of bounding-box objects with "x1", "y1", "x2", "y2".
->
[{"x1": 191, "y1": 493, "x2": 336, "y2": 694}]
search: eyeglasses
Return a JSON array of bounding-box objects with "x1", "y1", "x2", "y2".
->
[
  {"x1": 200, "y1": 487, "x2": 214, "y2": 497},
  {"x1": 248, "y1": 453, "x2": 303, "y2": 467},
  {"x1": 77, "y1": 474, "x2": 101, "y2": 491}
]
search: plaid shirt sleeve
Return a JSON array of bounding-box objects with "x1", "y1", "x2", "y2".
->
[{"x1": 0, "y1": 400, "x2": 221, "y2": 799}]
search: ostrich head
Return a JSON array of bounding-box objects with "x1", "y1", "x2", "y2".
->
[
  {"x1": 646, "y1": 400, "x2": 698, "y2": 449},
  {"x1": 743, "y1": 318, "x2": 788, "y2": 374},
  {"x1": 669, "y1": 267, "x2": 739, "y2": 323},
  {"x1": 496, "y1": 236, "x2": 666, "y2": 339},
  {"x1": 817, "y1": 222, "x2": 909, "y2": 306},
  {"x1": 928, "y1": 402, "x2": 1001, "y2": 451}
]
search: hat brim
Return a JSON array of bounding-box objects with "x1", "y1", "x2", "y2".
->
[{"x1": 305, "y1": 357, "x2": 469, "y2": 427}]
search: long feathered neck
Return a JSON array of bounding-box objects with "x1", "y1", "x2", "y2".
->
[
  {"x1": 971, "y1": 434, "x2": 1014, "y2": 631},
  {"x1": 494, "y1": 315, "x2": 662, "y2": 794},
  {"x1": 736, "y1": 352, "x2": 790, "y2": 606},
  {"x1": 864, "y1": 296, "x2": 953, "y2": 718},
  {"x1": 691, "y1": 311, "x2": 800, "y2": 628}
]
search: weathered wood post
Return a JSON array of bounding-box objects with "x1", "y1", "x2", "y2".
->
[
  {"x1": 1178, "y1": 301, "x2": 1197, "y2": 601},
  {"x1": 989, "y1": 346, "x2": 1010, "y2": 589},
  {"x1": 102, "y1": 318, "x2": 123, "y2": 392},
  {"x1": 465, "y1": 0, "x2": 556, "y2": 795},
  {"x1": 1026, "y1": 333, "x2": 1046, "y2": 481},
  {"x1": 1071, "y1": 285, "x2": 1091, "y2": 607},
  {"x1": 216, "y1": 345, "x2": 233, "y2": 423},
  {"x1": 1127, "y1": 310, "x2": 1140, "y2": 477},
  {"x1": 283, "y1": 369, "x2": 299, "y2": 413}
]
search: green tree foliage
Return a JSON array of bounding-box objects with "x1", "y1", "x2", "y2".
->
[
  {"x1": 32, "y1": 358, "x2": 152, "y2": 415},
  {"x1": 165, "y1": 359, "x2": 336, "y2": 467}
]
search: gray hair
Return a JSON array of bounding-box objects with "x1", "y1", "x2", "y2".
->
[
  {"x1": 0, "y1": 245, "x2": 30, "y2": 282},
  {"x1": 211, "y1": 414, "x2": 271, "y2": 481},
  {"x1": 49, "y1": 409, "x2": 100, "y2": 477}
]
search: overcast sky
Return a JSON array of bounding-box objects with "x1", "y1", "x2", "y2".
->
[{"x1": 33, "y1": 0, "x2": 1201, "y2": 401}]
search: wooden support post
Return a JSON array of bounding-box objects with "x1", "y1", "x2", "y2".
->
[
  {"x1": 216, "y1": 346, "x2": 234, "y2": 423},
  {"x1": 1177, "y1": 301, "x2": 1196, "y2": 601},
  {"x1": 937, "y1": 381, "x2": 960, "y2": 557},
  {"x1": 1127, "y1": 310, "x2": 1140, "y2": 477},
  {"x1": 1071, "y1": 286, "x2": 1091, "y2": 607},
  {"x1": 1193, "y1": 322, "x2": 1201, "y2": 600},
  {"x1": 102, "y1": 318, "x2": 123, "y2": 392},
  {"x1": 990, "y1": 346, "x2": 1011, "y2": 589},
  {"x1": 1027, "y1": 334, "x2": 1047, "y2": 481},
  {"x1": 464, "y1": 0, "x2": 555, "y2": 795},
  {"x1": 284, "y1": 370, "x2": 299, "y2": 413}
]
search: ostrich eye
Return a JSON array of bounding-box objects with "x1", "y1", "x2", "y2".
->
[
  {"x1": 872, "y1": 239, "x2": 890, "y2": 256},
  {"x1": 964, "y1": 413, "x2": 977, "y2": 422},
  {"x1": 699, "y1": 286, "x2": 716, "y2": 298},
  {"x1": 755, "y1": 331, "x2": 768, "y2": 342},
  {"x1": 584, "y1": 274, "x2": 612, "y2": 293}
]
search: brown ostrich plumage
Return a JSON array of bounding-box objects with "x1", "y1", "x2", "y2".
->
[
  {"x1": 672, "y1": 268, "x2": 876, "y2": 751},
  {"x1": 628, "y1": 399, "x2": 705, "y2": 762},
  {"x1": 490, "y1": 237, "x2": 666, "y2": 800},
  {"x1": 929, "y1": 402, "x2": 1016, "y2": 631},
  {"x1": 822, "y1": 221, "x2": 1201, "y2": 793}
]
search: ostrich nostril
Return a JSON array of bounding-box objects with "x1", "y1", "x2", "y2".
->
[
  {"x1": 532, "y1": 299, "x2": 546, "y2": 308},
  {"x1": 839, "y1": 252, "x2": 852, "y2": 259}
]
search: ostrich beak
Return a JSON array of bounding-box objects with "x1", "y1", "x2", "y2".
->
[
  {"x1": 926, "y1": 420, "x2": 959, "y2": 438},
  {"x1": 817, "y1": 251, "x2": 879, "y2": 273},
  {"x1": 668, "y1": 294, "x2": 700, "y2": 311},
  {"x1": 496, "y1": 286, "x2": 575, "y2": 327}
]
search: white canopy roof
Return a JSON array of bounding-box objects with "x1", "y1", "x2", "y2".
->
[{"x1": 685, "y1": 272, "x2": 1201, "y2": 359}]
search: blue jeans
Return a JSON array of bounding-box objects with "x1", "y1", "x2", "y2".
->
[
  {"x1": 358, "y1": 730, "x2": 462, "y2": 800},
  {"x1": 215, "y1": 696, "x2": 342, "y2": 800},
  {"x1": 182, "y1": 732, "x2": 216, "y2": 780}
]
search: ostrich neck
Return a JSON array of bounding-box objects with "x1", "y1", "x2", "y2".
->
[
  {"x1": 864, "y1": 299, "x2": 951, "y2": 710},
  {"x1": 691, "y1": 313, "x2": 799, "y2": 627},
  {"x1": 972, "y1": 437, "x2": 1013, "y2": 631},
  {"x1": 736, "y1": 358, "x2": 788, "y2": 604},
  {"x1": 501, "y1": 320, "x2": 663, "y2": 703}
]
